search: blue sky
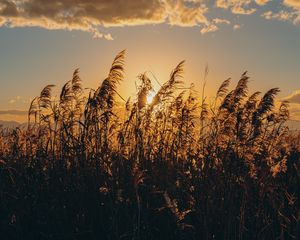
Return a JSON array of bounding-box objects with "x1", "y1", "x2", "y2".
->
[{"x1": 0, "y1": 0, "x2": 300, "y2": 121}]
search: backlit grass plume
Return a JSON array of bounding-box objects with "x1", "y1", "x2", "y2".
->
[{"x1": 0, "y1": 51, "x2": 299, "y2": 240}]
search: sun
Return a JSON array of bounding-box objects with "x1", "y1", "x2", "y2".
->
[{"x1": 146, "y1": 90, "x2": 156, "y2": 105}]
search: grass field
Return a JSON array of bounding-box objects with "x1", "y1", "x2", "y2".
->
[{"x1": 0, "y1": 51, "x2": 299, "y2": 239}]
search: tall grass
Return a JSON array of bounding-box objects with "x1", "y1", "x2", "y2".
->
[{"x1": 0, "y1": 51, "x2": 299, "y2": 240}]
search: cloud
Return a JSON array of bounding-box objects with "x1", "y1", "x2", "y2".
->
[
  {"x1": 199, "y1": 17, "x2": 231, "y2": 34},
  {"x1": 0, "y1": 0, "x2": 211, "y2": 38},
  {"x1": 281, "y1": 90, "x2": 300, "y2": 120},
  {"x1": 282, "y1": 0, "x2": 300, "y2": 23},
  {"x1": 255, "y1": 0, "x2": 270, "y2": 6},
  {"x1": 262, "y1": 10, "x2": 296, "y2": 21},
  {"x1": 166, "y1": 0, "x2": 209, "y2": 26},
  {"x1": 283, "y1": 90, "x2": 300, "y2": 104},
  {"x1": 0, "y1": 110, "x2": 27, "y2": 115},
  {"x1": 216, "y1": 0, "x2": 256, "y2": 15},
  {"x1": 213, "y1": 18, "x2": 230, "y2": 24},
  {"x1": 200, "y1": 23, "x2": 218, "y2": 34},
  {"x1": 0, "y1": 0, "x2": 300, "y2": 38},
  {"x1": 0, "y1": 0, "x2": 164, "y2": 38},
  {"x1": 261, "y1": 0, "x2": 300, "y2": 23},
  {"x1": 283, "y1": 0, "x2": 300, "y2": 9},
  {"x1": 8, "y1": 95, "x2": 27, "y2": 105}
]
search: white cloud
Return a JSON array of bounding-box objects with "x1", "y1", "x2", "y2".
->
[
  {"x1": 200, "y1": 24, "x2": 218, "y2": 34},
  {"x1": 282, "y1": 0, "x2": 300, "y2": 23},
  {"x1": 216, "y1": 0, "x2": 256, "y2": 15},
  {"x1": 283, "y1": 90, "x2": 300, "y2": 104},
  {"x1": 255, "y1": 0, "x2": 270, "y2": 6},
  {"x1": 166, "y1": 0, "x2": 209, "y2": 26},
  {"x1": 262, "y1": 10, "x2": 296, "y2": 21},
  {"x1": 283, "y1": 0, "x2": 300, "y2": 9},
  {"x1": 0, "y1": 0, "x2": 299, "y2": 38},
  {"x1": 0, "y1": 0, "x2": 212, "y2": 38}
]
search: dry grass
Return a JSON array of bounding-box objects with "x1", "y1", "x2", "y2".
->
[{"x1": 0, "y1": 51, "x2": 299, "y2": 240}]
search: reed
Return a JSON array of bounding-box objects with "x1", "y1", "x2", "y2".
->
[{"x1": 0, "y1": 51, "x2": 299, "y2": 240}]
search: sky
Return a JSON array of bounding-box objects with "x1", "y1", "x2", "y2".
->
[{"x1": 0, "y1": 0, "x2": 300, "y2": 122}]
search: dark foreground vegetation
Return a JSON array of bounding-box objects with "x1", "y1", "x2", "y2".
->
[{"x1": 0, "y1": 51, "x2": 299, "y2": 239}]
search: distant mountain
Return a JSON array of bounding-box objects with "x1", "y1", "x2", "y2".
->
[{"x1": 0, "y1": 120, "x2": 22, "y2": 129}]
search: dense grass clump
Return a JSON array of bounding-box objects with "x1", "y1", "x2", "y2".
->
[{"x1": 0, "y1": 51, "x2": 299, "y2": 240}]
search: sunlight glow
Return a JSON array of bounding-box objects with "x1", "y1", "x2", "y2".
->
[{"x1": 146, "y1": 91, "x2": 156, "y2": 105}]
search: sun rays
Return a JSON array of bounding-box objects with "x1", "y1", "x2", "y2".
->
[{"x1": 146, "y1": 90, "x2": 156, "y2": 105}]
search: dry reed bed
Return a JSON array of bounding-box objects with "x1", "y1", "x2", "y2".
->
[{"x1": 0, "y1": 51, "x2": 299, "y2": 239}]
